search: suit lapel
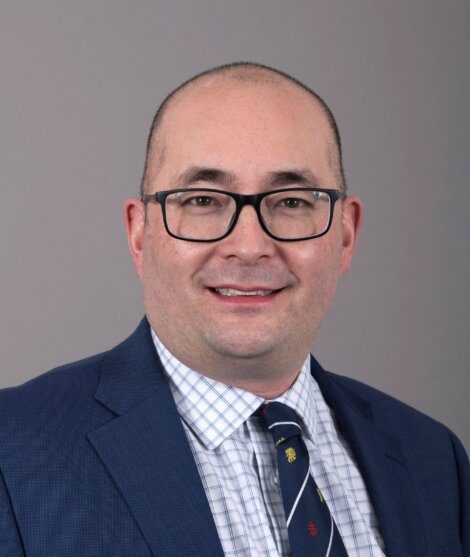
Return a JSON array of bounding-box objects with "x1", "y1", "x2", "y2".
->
[
  {"x1": 310, "y1": 356, "x2": 428, "y2": 557},
  {"x1": 87, "y1": 319, "x2": 224, "y2": 557}
]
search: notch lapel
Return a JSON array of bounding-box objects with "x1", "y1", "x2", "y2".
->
[
  {"x1": 310, "y1": 356, "x2": 428, "y2": 557},
  {"x1": 87, "y1": 319, "x2": 224, "y2": 557}
]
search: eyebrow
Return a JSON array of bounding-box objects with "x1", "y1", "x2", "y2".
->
[
  {"x1": 175, "y1": 166, "x2": 236, "y2": 188},
  {"x1": 173, "y1": 166, "x2": 322, "y2": 190},
  {"x1": 265, "y1": 169, "x2": 321, "y2": 188}
]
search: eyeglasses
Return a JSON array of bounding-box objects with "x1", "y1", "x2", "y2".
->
[{"x1": 141, "y1": 187, "x2": 346, "y2": 242}]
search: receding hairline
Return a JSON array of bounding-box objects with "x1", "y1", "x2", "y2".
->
[{"x1": 140, "y1": 62, "x2": 346, "y2": 196}]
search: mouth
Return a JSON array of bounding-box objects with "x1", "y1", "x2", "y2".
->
[
  {"x1": 207, "y1": 286, "x2": 286, "y2": 304},
  {"x1": 212, "y1": 287, "x2": 281, "y2": 296}
]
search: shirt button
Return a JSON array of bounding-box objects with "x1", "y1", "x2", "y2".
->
[{"x1": 272, "y1": 473, "x2": 280, "y2": 488}]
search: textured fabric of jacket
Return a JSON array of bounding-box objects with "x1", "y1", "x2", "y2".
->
[{"x1": 0, "y1": 317, "x2": 468, "y2": 556}]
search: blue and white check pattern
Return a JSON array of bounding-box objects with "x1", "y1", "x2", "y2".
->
[{"x1": 151, "y1": 329, "x2": 386, "y2": 556}]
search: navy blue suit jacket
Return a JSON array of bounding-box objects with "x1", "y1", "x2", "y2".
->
[{"x1": 0, "y1": 318, "x2": 468, "y2": 556}]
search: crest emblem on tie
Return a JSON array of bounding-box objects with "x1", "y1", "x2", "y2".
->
[
  {"x1": 307, "y1": 520, "x2": 318, "y2": 536},
  {"x1": 285, "y1": 447, "x2": 297, "y2": 463}
]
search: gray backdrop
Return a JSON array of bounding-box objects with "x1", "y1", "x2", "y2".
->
[{"x1": 1, "y1": 1, "x2": 469, "y2": 450}]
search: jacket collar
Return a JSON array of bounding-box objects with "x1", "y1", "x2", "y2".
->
[
  {"x1": 88, "y1": 317, "x2": 225, "y2": 557},
  {"x1": 310, "y1": 355, "x2": 428, "y2": 557},
  {"x1": 93, "y1": 317, "x2": 163, "y2": 415}
]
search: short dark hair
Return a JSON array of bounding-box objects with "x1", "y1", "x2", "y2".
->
[{"x1": 140, "y1": 62, "x2": 347, "y2": 197}]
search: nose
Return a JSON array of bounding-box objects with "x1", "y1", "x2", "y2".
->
[{"x1": 216, "y1": 205, "x2": 276, "y2": 264}]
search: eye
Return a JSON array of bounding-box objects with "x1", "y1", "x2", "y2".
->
[
  {"x1": 279, "y1": 197, "x2": 311, "y2": 209},
  {"x1": 194, "y1": 196, "x2": 214, "y2": 206},
  {"x1": 186, "y1": 195, "x2": 219, "y2": 207}
]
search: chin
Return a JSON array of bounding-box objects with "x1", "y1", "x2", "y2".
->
[{"x1": 203, "y1": 329, "x2": 283, "y2": 361}]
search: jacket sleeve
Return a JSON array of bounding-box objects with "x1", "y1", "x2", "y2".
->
[
  {"x1": 0, "y1": 467, "x2": 25, "y2": 557},
  {"x1": 450, "y1": 431, "x2": 470, "y2": 555}
]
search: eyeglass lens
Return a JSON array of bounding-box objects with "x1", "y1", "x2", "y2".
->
[{"x1": 164, "y1": 189, "x2": 332, "y2": 240}]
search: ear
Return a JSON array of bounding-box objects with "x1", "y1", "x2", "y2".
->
[
  {"x1": 124, "y1": 198, "x2": 146, "y2": 279},
  {"x1": 340, "y1": 195, "x2": 362, "y2": 274}
]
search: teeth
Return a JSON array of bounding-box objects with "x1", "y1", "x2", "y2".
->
[{"x1": 214, "y1": 288, "x2": 274, "y2": 297}]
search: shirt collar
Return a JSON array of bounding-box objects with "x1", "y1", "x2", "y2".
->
[
  {"x1": 269, "y1": 359, "x2": 318, "y2": 443},
  {"x1": 151, "y1": 328, "x2": 317, "y2": 449}
]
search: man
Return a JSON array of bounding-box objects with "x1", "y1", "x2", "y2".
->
[{"x1": 0, "y1": 63, "x2": 468, "y2": 556}]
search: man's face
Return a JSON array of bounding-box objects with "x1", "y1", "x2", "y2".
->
[{"x1": 125, "y1": 79, "x2": 361, "y2": 382}]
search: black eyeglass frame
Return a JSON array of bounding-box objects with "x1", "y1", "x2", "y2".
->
[{"x1": 141, "y1": 187, "x2": 347, "y2": 242}]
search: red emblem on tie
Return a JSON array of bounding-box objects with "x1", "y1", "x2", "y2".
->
[{"x1": 307, "y1": 520, "x2": 318, "y2": 536}]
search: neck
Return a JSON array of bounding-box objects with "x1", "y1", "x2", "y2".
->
[
  {"x1": 152, "y1": 328, "x2": 308, "y2": 399},
  {"x1": 219, "y1": 370, "x2": 302, "y2": 399}
]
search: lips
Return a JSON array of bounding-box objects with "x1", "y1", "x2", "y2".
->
[
  {"x1": 207, "y1": 285, "x2": 286, "y2": 301},
  {"x1": 213, "y1": 287, "x2": 276, "y2": 297}
]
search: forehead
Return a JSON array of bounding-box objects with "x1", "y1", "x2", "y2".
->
[{"x1": 154, "y1": 78, "x2": 335, "y2": 186}]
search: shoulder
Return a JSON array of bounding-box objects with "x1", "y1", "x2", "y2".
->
[
  {"x1": 0, "y1": 351, "x2": 106, "y2": 415},
  {"x1": 326, "y1": 369, "x2": 469, "y2": 552},
  {"x1": 0, "y1": 350, "x2": 112, "y2": 456},
  {"x1": 311, "y1": 349, "x2": 466, "y2": 449},
  {"x1": 324, "y1": 369, "x2": 468, "y2": 459},
  {"x1": 329, "y1": 370, "x2": 447, "y2": 431},
  {"x1": 0, "y1": 318, "x2": 153, "y2": 462}
]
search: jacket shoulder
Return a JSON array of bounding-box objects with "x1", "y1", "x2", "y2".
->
[
  {"x1": 0, "y1": 351, "x2": 113, "y2": 453},
  {"x1": 326, "y1": 370, "x2": 455, "y2": 437},
  {"x1": 325, "y1": 369, "x2": 469, "y2": 553},
  {"x1": 0, "y1": 318, "x2": 150, "y2": 453},
  {"x1": 0, "y1": 352, "x2": 106, "y2": 414}
]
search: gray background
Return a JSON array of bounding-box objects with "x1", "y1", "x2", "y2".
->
[{"x1": 1, "y1": 1, "x2": 469, "y2": 450}]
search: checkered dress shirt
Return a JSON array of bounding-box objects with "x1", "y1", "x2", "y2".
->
[{"x1": 151, "y1": 329, "x2": 386, "y2": 556}]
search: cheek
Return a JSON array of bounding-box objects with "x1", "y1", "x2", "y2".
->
[
  {"x1": 290, "y1": 241, "x2": 342, "y2": 307},
  {"x1": 140, "y1": 226, "x2": 176, "y2": 304},
  {"x1": 141, "y1": 230, "x2": 209, "y2": 300}
]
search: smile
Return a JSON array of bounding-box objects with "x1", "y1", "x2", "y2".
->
[{"x1": 213, "y1": 288, "x2": 275, "y2": 297}]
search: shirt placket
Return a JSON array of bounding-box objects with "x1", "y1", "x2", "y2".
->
[{"x1": 247, "y1": 417, "x2": 291, "y2": 557}]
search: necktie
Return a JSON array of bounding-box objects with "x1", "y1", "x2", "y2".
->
[{"x1": 258, "y1": 401, "x2": 348, "y2": 556}]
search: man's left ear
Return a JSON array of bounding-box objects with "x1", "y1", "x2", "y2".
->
[
  {"x1": 340, "y1": 195, "x2": 362, "y2": 274},
  {"x1": 124, "y1": 198, "x2": 146, "y2": 279}
]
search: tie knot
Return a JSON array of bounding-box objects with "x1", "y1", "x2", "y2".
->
[{"x1": 257, "y1": 402, "x2": 303, "y2": 443}]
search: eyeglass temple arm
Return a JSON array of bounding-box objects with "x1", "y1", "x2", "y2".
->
[{"x1": 141, "y1": 193, "x2": 162, "y2": 204}]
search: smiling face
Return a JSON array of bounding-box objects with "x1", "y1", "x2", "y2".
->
[{"x1": 125, "y1": 76, "x2": 361, "y2": 395}]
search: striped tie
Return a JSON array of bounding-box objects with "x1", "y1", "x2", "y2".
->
[{"x1": 258, "y1": 402, "x2": 348, "y2": 556}]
